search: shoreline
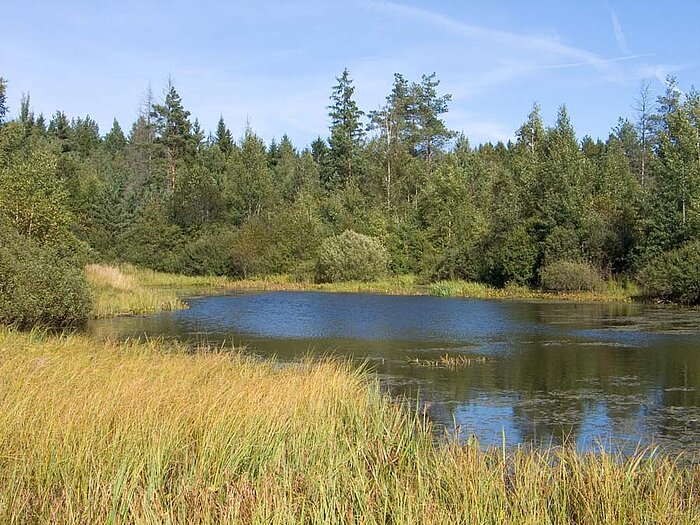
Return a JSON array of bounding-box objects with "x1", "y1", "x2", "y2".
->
[
  {"x1": 86, "y1": 264, "x2": 638, "y2": 320},
  {"x1": 0, "y1": 265, "x2": 696, "y2": 521},
  {"x1": 223, "y1": 276, "x2": 637, "y2": 303}
]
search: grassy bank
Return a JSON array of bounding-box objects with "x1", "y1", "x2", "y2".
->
[
  {"x1": 86, "y1": 264, "x2": 229, "y2": 318},
  {"x1": 227, "y1": 274, "x2": 638, "y2": 303},
  {"x1": 1, "y1": 328, "x2": 698, "y2": 524}
]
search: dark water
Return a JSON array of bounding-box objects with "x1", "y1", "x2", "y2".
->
[{"x1": 89, "y1": 291, "x2": 700, "y2": 455}]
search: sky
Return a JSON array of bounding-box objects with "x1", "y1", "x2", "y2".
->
[{"x1": 2, "y1": 1, "x2": 699, "y2": 148}]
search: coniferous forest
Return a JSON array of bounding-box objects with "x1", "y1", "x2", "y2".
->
[{"x1": 2, "y1": 70, "x2": 700, "y2": 326}]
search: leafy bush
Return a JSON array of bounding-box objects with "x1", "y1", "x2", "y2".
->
[
  {"x1": 542, "y1": 227, "x2": 583, "y2": 267},
  {"x1": 119, "y1": 201, "x2": 185, "y2": 273},
  {"x1": 177, "y1": 229, "x2": 237, "y2": 276},
  {"x1": 316, "y1": 230, "x2": 389, "y2": 283},
  {"x1": 229, "y1": 221, "x2": 274, "y2": 279},
  {"x1": 539, "y1": 260, "x2": 603, "y2": 292},
  {"x1": 485, "y1": 225, "x2": 538, "y2": 287},
  {"x1": 0, "y1": 222, "x2": 93, "y2": 328},
  {"x1": 637, "y1": 241, "x2": 700, "y2": 305}
]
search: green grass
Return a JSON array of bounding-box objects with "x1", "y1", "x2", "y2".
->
[
  {"x1": 0, "y1": 327, "x2": 697, "y2": 523},
  {"x1": 227, "y1": 274, "x2": 638, "y2": 303},
  {"x1": 426, "y1": 278, "x2": 638, "y2": 303}
]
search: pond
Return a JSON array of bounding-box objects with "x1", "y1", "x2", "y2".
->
[{"x1": 89, "y1": 291, "x2": 700, "y2": 455}]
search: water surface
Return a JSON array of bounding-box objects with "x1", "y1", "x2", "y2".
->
[{"x1": 89, "y1": 291, "x2": 700, "y2": 455}]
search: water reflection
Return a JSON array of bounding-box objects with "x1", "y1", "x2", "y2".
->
[{"x1": 89, "y1": 291, "x2": 700, "y2": 455}]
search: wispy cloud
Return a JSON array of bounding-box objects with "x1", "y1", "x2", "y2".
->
[
  {"x1": 359, "y1": 0, "x2": 634, "y2": 73},
  {"x1": 606, "y1": 7, "x2": 631, "y2": 55}
]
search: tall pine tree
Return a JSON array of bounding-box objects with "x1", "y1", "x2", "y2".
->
[{"x1": 327, "y1": 68, "x2": 365, "y2": 190}]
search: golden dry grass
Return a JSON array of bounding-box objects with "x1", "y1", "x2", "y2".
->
[
  {"x1": 85, "y1": 264, "x2": 188, "y2": 318},
  {"x1": 0, "y1": 328, "x2": 698, "y2": 524},
  {"x1": 85, "y1": 264, "x2": 239, "y2": 318}
]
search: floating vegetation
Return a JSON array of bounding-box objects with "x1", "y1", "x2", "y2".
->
[{"x1": 407, "y1": 353, "x2": 489, "y2": 370}]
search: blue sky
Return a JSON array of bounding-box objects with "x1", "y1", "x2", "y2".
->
[{"x1": 2, "y1": 1, "x2": 698, "y2": 147}]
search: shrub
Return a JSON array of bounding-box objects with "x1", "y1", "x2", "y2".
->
[
  {"x1": 316, "y1": 230, "x2": 389, "y2": 283},
  {"x1": 539, "y1": 260, "x2": 603, "y2": 292},
  {"x1": 485, "y1": 225, "x2": 538, "y2": 287},
  {"x1": 0, "y1": 222, "x2": 93, "y2": 328},
  {"x1": 637, "y1": 241, "x2": 700, "y2": 305},
  {"x1": 177, "y1": 230, "x2": 237, "y2": 276}
]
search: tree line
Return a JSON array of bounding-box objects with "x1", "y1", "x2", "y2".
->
[{"x1": 1, "y1": 69, "x2": 699, "y2": 325}]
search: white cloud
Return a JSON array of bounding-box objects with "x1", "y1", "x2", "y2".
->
[
  {"x1": 606, "y1": 7, "x2": 631, "y2": 56},
  {"x1": 359, "y1": 0, "x2": 632, "y2": 73}
]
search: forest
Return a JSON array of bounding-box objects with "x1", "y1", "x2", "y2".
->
[{"x1": 1, "y1": 69, "x2": 700, "y2": 326}]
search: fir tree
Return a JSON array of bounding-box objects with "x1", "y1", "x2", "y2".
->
[
  {"x1": 214, "y1": 115, "x2": 233, "y2": 154},
  {"x1": 327, "y1": 68, "x2": 365, "y2": 189}
]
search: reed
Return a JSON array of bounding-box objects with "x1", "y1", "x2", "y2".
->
[
  {"x1": 86, "y1": 263, "x2": 186, "y2": 317},
  {"x1": 0, "y1": 328, "x2": 697, "y2": 524},
  {"x1": 427, "y1": 279, "x2": 637, "y2": 303}
]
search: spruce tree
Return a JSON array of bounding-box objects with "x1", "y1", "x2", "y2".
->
[
  {"x1": 214, "y1": 115, "x2": 233, "y2": 154},
  {"x1": 104, "y1": 119, "x2": 127, "y2": 154},
  {"x1": 150, "y1": 80, "x2": 192, "y2": 190},
  {"x1": 327, "y1": 68, "x2": 365, "y2": 189}
]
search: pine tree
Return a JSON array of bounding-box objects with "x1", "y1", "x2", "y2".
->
[
  {"x1": 407, "y1": 73, "x2": 454, "y2": 162},
  {"x1": 48, "y1": 111, "x2": 72, "y2": 152},
  {"x1": 34, "y1": 114, "x2": 47, "y2": 137},
  {"x1": 191, "y1": 118, "x2": 204, "y2": 153},
  {"x1": 70, "y1": 116, "x2": 101, "y2": 157},
  {"x1": 369, "y1": 73, "x2": 412, "y2": 209},
  {"x1": 327, "y1": 68, "x2": 365, "y2": 189},
  {"x1": 104, "y1": 119, "x2": 127, "y2": 154},
  {"x1": 19, "y1": 94, "x2": 34, "y2": 130},
  {"x1": 214, "y1": 115, "x2": 233, "y2": 154},
  {"x1": 643, "y1": 79, "x2": 700, "y2": 254},
  {"x1": 150, "y1": 80, "x2": 192, "y2": 190}
]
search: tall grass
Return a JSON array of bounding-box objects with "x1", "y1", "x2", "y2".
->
[
  {"x1": 228, "y1": 273, "x2": 422, "y2": 295},
  {"x1": 86, "y1": 263, "x2": 186, "y2": 317},
  {"x1": 1, "y1": 328, "x2": 697, "y2": 524},
  {"x1": 427, "y1": 279, "x2": 637, "y2": 303}
]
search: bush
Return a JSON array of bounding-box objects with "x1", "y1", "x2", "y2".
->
[
  {"x1": 637, "y1": 241, "x2": 700, "y2": 305},
  {"x1": 539, "y1": 260, "x2": 603, "y2": 292},
  {"x1": 316, "y1": 230, "x2": 389, "y2": 283},
  {"x1": 177, "y1": 230, "x2": 237, "y2": 276},
  {"x1": 0, "y1": 223, "x2": 93, "y2": 328},
  {"x1": 485, "y1": 225, "x2": 538, "y2": 287}
]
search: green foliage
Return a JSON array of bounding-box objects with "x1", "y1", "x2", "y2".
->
[
  {"x1": 177, "y1": 229, "x2": 237, "y2": 276},
  {"x1": 228, "y1": 220, "x2": 272, "y2": 278},
  {"x1": 171, "y1": 164, "x2": 224, "y2": 229},
  {"x1": 326, "y1": 68, "x2": 365, "y2": 188},
  {"x1": 214, "y1": 115, "x2": 233, "y2": 154},
  {"x1": 228, "y1": 200, "x2": 327, "y2": 279},
  {"x1": 539, "y1": 260, "x2": 603, "y2": 292},
  {"x1": 103, "y1": 119, "x2": 126, "y2": 154},
  {"x1": 119, "y1": 201, "x2": 184, "y2": 272},
  {"x1": 541, "y1": 226, "x2": 582, "y2": 267},
  {"x1": 637, "y1": 241, "x2": 700, "y2": 305},
  {"x1": 0, "y1": 221, "x2": 92, "y2": 328},
  {"x1": 4, "y1": 72, "x2": 700, "y2": 299},
  {"x1": 0, "y1": 122, "x2": 73, "y2": 243},
  {"x1": 316, "y1": 230, "x2": 389, "y2": 282},
  {"x1": 224, "y1": 129, "x2": 278, "y2": 224},
  {"x1": 486, "y1": 225, "x2": 539, "y2": 286}
]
